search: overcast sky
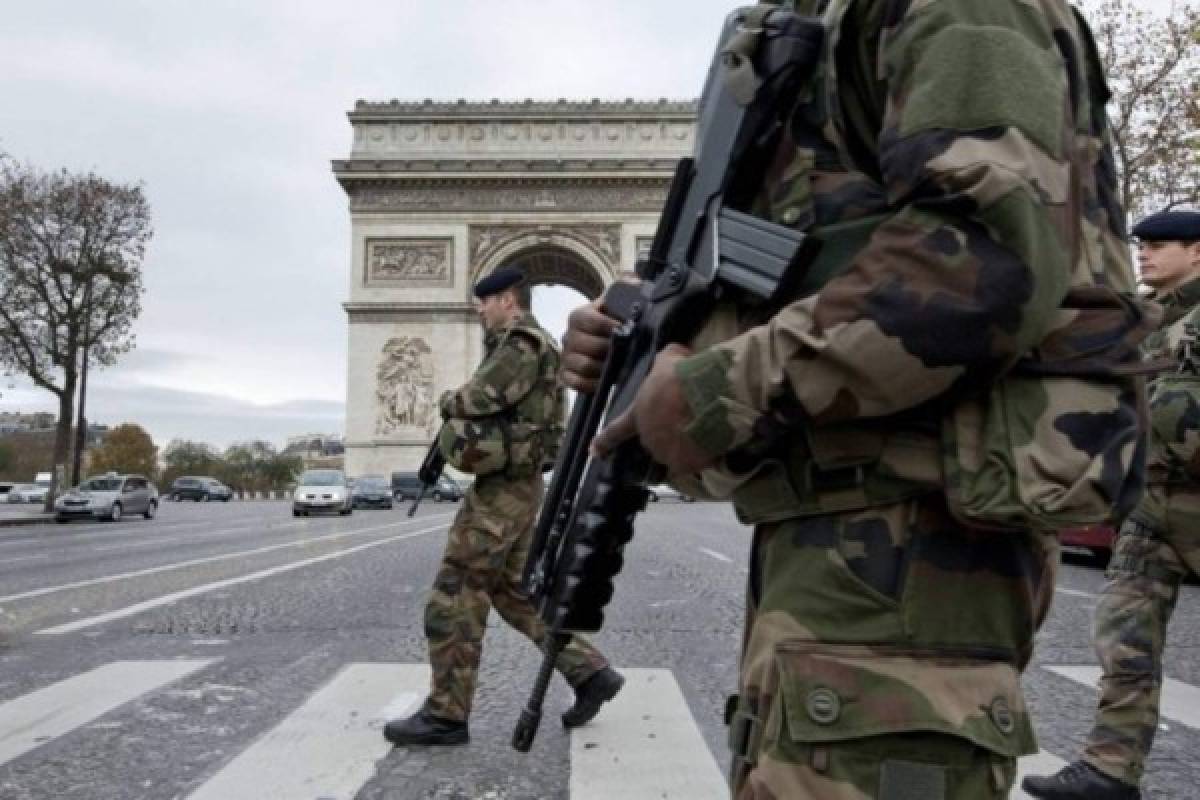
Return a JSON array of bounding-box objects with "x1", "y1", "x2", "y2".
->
[{"x1": 0, "y1": 0, "x2": 1177, "y2": 452}]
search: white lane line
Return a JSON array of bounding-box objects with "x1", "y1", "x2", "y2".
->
[
  {"x1": 1014, "y1": 751, "x2": 1069, "y2": 799},
  {"x1": 2, "y1": 513, "x2": 454, "y2": 604},
  {"x1": 186, "y1": 663, "x2": 427, "y2": 800},
  {"x1": 698, "y1": 547, "x2": 733, "y2": 564},
  {"x1": 1047, "y1": 665, "x2": 1200, "y2": 730},
  {"x1": 35, "y1": 522, "x2": 451, "y2": 634},
  {"x1": 1, "y1": 554, "x2": 49, "y2": 563},
  {"x1": 571, "y1": 668, "x2": 727, "y2": 800},
  {"x1": 0, "y1": 660, "x2": 212, "y2": 765},
  {"x1": 1055, "y1": 588, "x2": 1097, "y2": 599}
]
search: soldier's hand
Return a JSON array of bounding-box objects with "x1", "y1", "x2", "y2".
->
[
  {"x1": 560, "y1": 299, "x2": 620, "y2": 393},
  {"x1": 590, "y1": 344, "x2": 715, "y2": 475}
]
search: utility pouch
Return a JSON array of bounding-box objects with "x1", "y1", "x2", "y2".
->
[
  {"x1": 438, "y1": 416, "x2": 512, "y2": 476},
  {"x1": 943, "y1": 287, "x2": 1162, "y2": 531}
]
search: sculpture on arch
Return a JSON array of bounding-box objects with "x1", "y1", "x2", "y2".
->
[{"x1": 375, "y1": 337, "x2": 437, "y2": 437}]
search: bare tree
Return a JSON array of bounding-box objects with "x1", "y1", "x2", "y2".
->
[
  {"x1": 0, "y1": 155, "x2": 151, "y2": 508},
  {"x1": 1082, "y1": 0, "x2": 1200, "y2": 219}
]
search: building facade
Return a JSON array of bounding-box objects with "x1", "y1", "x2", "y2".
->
[{"x1": 334, "y1": 99, "x2": 697, "y2": 475}]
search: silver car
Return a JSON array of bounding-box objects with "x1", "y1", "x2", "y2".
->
[
  {"x1": 55, "y1": 473, "x2": 159, "y2": 523},
  {"x1": 292, "y1": 469, "x2": 352, "y2": 517},
  {"x1": 7, "y1": 484, "x2": 49, "y2": 504}
]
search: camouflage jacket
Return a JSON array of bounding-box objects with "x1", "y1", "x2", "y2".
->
[
  {"x1": 439, "y1": 312, "x2": 564, "y2": 476},
  {"x1": 1145, "y1": 277, "x2": 1200, "y2": 482},
  {"x1": 671, "y1": 0, "x2": 1137, "y2": 523}
]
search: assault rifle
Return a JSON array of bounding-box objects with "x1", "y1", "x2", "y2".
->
[
  {"x1": 512, "y1": 7, "x2": 826, "y2": 752},
  {"x1": 407, "y1": 427, "x2": 447, "y2": 518}
]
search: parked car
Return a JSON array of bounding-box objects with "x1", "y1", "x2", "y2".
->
[
  {"x1": 54, "y1": 473, "x2": 158, "y2": 523},
  {"x1": 352, "y1": 474, "x2": 393, "y2": 509},
  {"x1": 293, "y1": 469, "x2": 352, "y2": 517},
  {"x1": 7, "y1": 483, "x2": 49, "y2": 504},
  {"x1": 391, "y1": 471, "x2": 423, "y2": 502},
  {"x1": 170, "y1": 476, "x2": 231, "y2": 502},
  {"x1": 647, "y1": 484, "x2": 696, "y2": 503},
  {"x1": 1060, "y1": 524, "x2": 1116, "y2": 562},
  {"x1": 0, "y1": 482, "x2": 13, "y2": 501}
]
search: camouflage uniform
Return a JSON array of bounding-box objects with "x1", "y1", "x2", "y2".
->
[
  {"x1": 1083, "y1": 278, "x2": 1200, "y2": 786},
  {"x1": 666, "y1": 1, "x2": 1136, "y2": 796},
  {"x1": 425, "y1": 311, "x2": 608, "y2": 721}
]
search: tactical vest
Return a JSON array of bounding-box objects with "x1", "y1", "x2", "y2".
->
[
  {"x1": 674, "y1": 0, "x2": 1153, "y2": 531},
  {"x1": 439, "y1": 316, "x2": 565, "y2": 479},
  {"x1": 1145, "y1": 280, "x2": 1200, "y2": 485}
]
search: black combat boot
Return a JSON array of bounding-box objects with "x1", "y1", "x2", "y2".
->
[
  {"x1": 562, "y1": 667, "x2": 625, "y2": 728},
  {"x1": 1021, "y1": 760, "x2": 1140, "y2": 799},
  {"x1": 382, "y1": 707, "x2": 469, "y2": 746}
]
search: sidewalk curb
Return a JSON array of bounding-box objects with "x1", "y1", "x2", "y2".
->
[{"x1": 0, "y1": 514, "x2": 55, "y2": 528}]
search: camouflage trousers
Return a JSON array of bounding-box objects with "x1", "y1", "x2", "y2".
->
[
  {"x1": 1083, "y1": 485, "x2": 1200, "y2": 785},
  {"x1": 423, "y1": 472, "x2": 609, "y2": 722},
  {"x1": 730, "y1": 493, "x2": 1058, "y2": 799}
]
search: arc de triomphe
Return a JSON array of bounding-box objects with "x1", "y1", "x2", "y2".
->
[{"x1": 333, "y1": 99, "x2": 697, "y2": 476}]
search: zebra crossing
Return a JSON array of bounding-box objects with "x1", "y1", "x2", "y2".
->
[{"x1": 0, "y1": 658, "x2": 1194, "y2": 798}]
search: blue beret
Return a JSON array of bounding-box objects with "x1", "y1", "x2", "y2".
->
[
  {"x1": 1132, "y1": 210, "x2": 1200, "y2": 242},
  {"x1": 473, "y1": 266, "x2": 526, "y2": 298}
]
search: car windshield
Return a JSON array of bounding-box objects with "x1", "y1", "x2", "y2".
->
[
  {"x1": 177, "y1": 478, "x2": 201, "y2": 486},
  {"x1": 299, "y1": 470, "x2": 344, "y2": 487},
  {"x1": 81, "y1": 478, "x2": 122, "y2": 491},
  {"x1": 357, "y1": 476, "x2": 388, "y2": 489}
]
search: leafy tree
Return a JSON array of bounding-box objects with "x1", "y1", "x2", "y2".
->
[
  {"x1": 218, "y1": 440, "x2": 301, "y2": 493},
  {"x1": 1082, "y1": 0, "x2": 1200, "y2": 219},
  {"x1": 0, "y1": 431, "x2": 55, "y2": 482},
  {"x1": 0, "y1": 441, "x2": 12, "y2": 475},
  {"x1": 160, "y1": 439, "x2": 221, "y2": 487},
  {"x1": 87, "y1": 423, "x2": 158, "y2": 479},
  {"x1": 0, "y1": 155, "x2": 151, "y2": 507}
]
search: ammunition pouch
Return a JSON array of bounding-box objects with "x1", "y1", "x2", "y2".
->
[{"x1": 438, "y1": 416, "x2": 550, "y2": 479}]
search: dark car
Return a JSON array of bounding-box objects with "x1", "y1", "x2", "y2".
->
[
  {"x1": 352, "y1": 474, "x2": 393, "y2": 509},
  {"x1": 391, "y1": 472, "x2": 464, "y2": 503},
  {"x1": 171, "y1": 476, "x2": 232, "y2": 502},
  {"x1": 391, "y1": 471, "x2": 423, "y2": 502}
]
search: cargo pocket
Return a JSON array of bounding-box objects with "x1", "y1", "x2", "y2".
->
[{"x1": 767, "y1": 641, "x2": 1035, "y2": 798}]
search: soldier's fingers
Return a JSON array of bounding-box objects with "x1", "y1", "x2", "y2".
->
[
  {"x1": 590, "y1": 408, "x2": 638, "y2": 459},
  {"x1": 561, "y1": 351, "x2": 605, "y2": 384},
  {"x1": 567, "y1": 302, "x2": 620, "y2": 339},
  {"x1": 560, "y1": 366, "x2": 599, "y2": 394},
  {"x1": 562, "y1": 328, "x2": 611, "y2": 362}
]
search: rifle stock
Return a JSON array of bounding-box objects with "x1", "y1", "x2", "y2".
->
[
  {"x1": 512, "y1": 7, "x2": 825, "y2": 752},
  {"x1": 408, "y1": 426, "x2": 447, "y2": 518}
]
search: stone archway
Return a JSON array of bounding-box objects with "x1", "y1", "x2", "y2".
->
[{"x1": 334, "y1": 99, "x2": 697, "y2": 474}]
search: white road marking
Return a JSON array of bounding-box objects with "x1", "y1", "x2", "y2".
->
[
  {"x1": 1055, "y1": 588, "x2": 1097, "y2": 599},
  {"x1": 2, "y1": 513, "x2": 453, "y2": 604},
  {"x1": 1, "y1": 554, "x2": 49, "y2": 563},
  {"x1": 1047, "y1": 665, "x2": 1200, "y2": 730},
  {"x1": 35, "y1": 522, "x2": 451, "y2": 634},
  {"x1": 571, "y1": 668, "x2": 727, "y2": 800},
  {"x1": 1014, "y1": 751, "x2": 1070, "y2": 799},
  {"x1": 186, "y1": 664, "x2": 427, "y2": 800},
  {"x1": 698, "y1": 547, "x2": 733, "y2": 564},
  {"x1": 0, "y1": 660, "x2": 212, "y2": 765}
]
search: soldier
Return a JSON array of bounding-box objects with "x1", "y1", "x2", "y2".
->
[
  {"x1": 384, "y1": 266, "x2": 623, "y2": 746},
  {"x1": 1023, "y1": 210, "x2": 1200, "y2": 800},
  {"x1": 563, "y1": 1, "x2": 1140, "y2": 797}
]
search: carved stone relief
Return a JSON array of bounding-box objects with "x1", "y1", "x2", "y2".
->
[
  {"x1": 350, "y1": 183, "x2": 668, "y2": 213},
  {"x1": 469, "y1": 224, "x2": 620, "y2": 271},
  {"x1": 366, "y1": 238, "x2": 453, "y2": 287},
  {"x1": 375, "y1": 337, "x2": 438, "y2": 437}
]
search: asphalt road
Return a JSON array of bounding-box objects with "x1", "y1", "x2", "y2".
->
[{"x1": 0, "y1": 500, "x2": 1196, "y2": 799}]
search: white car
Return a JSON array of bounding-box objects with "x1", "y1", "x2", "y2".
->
[
  {"x1": 7, "y1": 484, "x2": 49, "y2": 504},
  {"x1": 647, "y1": 484, "x2": 696, "y2": 503},
  {"x1": 293, "y1": 469, "x2": 353, "y2": 517},
  {"x1": 55, "y1": 473, "x2": 159, "y2": 523}
]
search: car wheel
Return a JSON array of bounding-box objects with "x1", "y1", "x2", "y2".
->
[
  {"x1": 108, "y1": 503, "x2": 122, "y2": 522},
  {"x1": 681, "y1": 496, "x2": 696, "y2": 503},
  {"x1": 648, "y1": 491, "x2": 659, "y2": 502},
  {"x1": 143, "y1": 500, "x2": 157, "y2": 520},
  {"x1": 432, "y1": 491, "x2": 443, "y2": 503},
  {"x1": 223, "y1": 496, "x2": 231, "y2": 502},
  {"x1": 55, "y1": 516, "x2": 69, "y2": 524}
]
